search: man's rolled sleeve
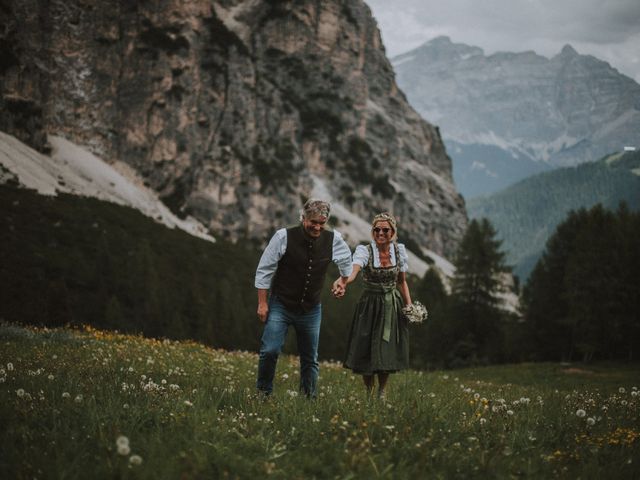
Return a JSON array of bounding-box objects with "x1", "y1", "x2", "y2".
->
[
  {"x1": 332, "y1": 230, "x2": 353, "y2": 277},
  {"x1": 254, "y1": 229, "x2": 287, "y2": 289}
]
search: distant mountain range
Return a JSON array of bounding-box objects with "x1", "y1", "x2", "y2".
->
[
  {"x1": 392, "y1": 36, "x2": 640, "y2": 199},
  {"x1": 467, "y1": 150, "x2": 640, "y2": 281}
]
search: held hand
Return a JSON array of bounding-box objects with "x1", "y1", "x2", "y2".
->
[
  {"x1": 257, "y1": 303, "x2": 269, "y2": 323},
  {"x1": 331, "y1": 278, "x2": 346, "y2": 298}
]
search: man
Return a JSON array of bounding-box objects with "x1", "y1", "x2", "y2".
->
[{"x1": 255, "y1": 199, "x2": 352, "y2": 397}]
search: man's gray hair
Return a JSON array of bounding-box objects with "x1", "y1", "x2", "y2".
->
[{"x1": 300, "y1": 198, "x2": 331, "y2": 221}]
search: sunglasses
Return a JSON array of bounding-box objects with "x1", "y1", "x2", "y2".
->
[{"x1": 373, "y1": 227, "x2": 391, "y2": 234}]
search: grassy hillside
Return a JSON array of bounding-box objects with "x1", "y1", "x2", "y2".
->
[
  {"x1": 1, "y1": 323, "x2": 639, "y2": 479},
  {"x1": 467, "y1": 150, "x2": 640, "y2": 280}
]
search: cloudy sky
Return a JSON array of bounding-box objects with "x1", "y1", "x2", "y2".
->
[{"x1": 366, "y1": 0, "x2": 640, "y2": 83}]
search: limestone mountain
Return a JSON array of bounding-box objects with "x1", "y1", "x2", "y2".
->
[
  {"x1": 0, "y1": 0, "x2": 466, "y2": 259},
  {"x1": 392, "y1": 36, "x2": 640, "y2": 198}
]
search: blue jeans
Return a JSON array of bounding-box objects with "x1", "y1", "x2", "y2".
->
[{"x1": 257, "y1": 296, "x2": 321, "y2": 397}]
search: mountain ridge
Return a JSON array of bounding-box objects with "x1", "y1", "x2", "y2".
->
[
  {"x1": 467, "y1": 150, "x2": 640, "y2": 280},
  {"x1": 392, "y1": 36, "x2": 640, "y2": 198}
]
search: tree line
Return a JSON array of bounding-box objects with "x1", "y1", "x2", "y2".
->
[{"x1": 2, "y1": 184, "x2": 638, "y2": 368}]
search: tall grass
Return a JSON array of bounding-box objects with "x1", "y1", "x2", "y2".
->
[{"x1": 1, "y1": 323, "x2": 638, "y2": 479}]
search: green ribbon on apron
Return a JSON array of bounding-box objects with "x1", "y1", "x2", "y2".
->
[{"x1": 364, "y1": 282, "x2": 401, "y2": 343}]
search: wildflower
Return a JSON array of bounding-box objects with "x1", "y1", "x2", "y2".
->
[
  {"x1": 587, "y1": 417, "x2": 596, "y2": 426},
  {"x1": 507, "y1": 410, "x2": 514, "y2": 416},
  {"x1": 287, "y1": 390, "x2": 298, "y2": 398},
  {"x1": 48, "y1": 374, "x2": 54, "y2": 380},
  {"x1": 632, "y1": 391, "x2": 638, "y2": 398},
  {"x1": 116, "y1": 436, "x2": 130, "y2": 455},
  {"x1": 75, "y1": 395, "x2": 83, "y2": 403},
  {"x1": 7, "y1": 363, "x2": 14, "y2": 371},
  {"x1": 619, "y1": 387, "x2": 626, "y2": 394},
  {"x1": 473, "y1": 393, "x2": 480, "y2": 400},
  {"x1": 282, "y1": 373, "x2": 289, "y2": 380},
  {"x1": 62, "y1": 392, "x2": 71, "y2": 399},
  {"x1": 184, "y1": 400, "x2": 193, "y2": 407},
  {"x1": 129, "y1": 455, "x2": 143, "y2": 466},
  {"x1": 576, "y1": 409, "x2": 586, "y2": 418},
  {"x1": 16, "y1": 388, "x2": 25, "y2": 398},
  {"x1": 479, "y1": 418, "x2": 487, "y2": 425}
]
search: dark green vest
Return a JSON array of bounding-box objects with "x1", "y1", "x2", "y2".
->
[{"x1": 271, "y1": 226, "x2": 334, "y2": 312}]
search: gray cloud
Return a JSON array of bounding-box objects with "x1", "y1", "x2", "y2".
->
[{"x1": 366, "y1": 0, "x2": 640, "y2": 82}]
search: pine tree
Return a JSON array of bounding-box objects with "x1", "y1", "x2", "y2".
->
[{"x1": 450, "y1": 218, "x2": 510, "y2": 364}]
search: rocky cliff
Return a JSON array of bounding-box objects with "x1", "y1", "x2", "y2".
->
[
  {"x1": 0, "y1": 0, "x2": 467, "y2": 258},
  {"x1": 393, "y1": 36, "x2": 640, "y2": 197}
]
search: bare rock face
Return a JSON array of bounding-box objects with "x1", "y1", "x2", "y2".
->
[{"x1": 1, "y1": 0, "x2": 467, "y2": 258}]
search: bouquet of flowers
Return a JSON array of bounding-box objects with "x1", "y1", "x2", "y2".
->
[{"x1": 402, "y1": 301, "x2": 428, "y2": 323}]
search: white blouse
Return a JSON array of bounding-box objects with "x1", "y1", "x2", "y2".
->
[{"x1": 352, "y1": 242, "x2": 409, "y2": 272}]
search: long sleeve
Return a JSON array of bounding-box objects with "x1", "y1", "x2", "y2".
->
[
  {"x1": 254, "y1": 228, "x2": 287, "y2": 289},
  {"x1": 331, "y1": 230, "x2": 353, "y2": 277}
]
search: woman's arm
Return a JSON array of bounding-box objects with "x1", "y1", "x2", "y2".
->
[
  {"x1": 396, "y1": 271, "x2": 412, "y2": 305},
  {"x1": 332, "y1": 264, "x2": 361, "y2": 297}
]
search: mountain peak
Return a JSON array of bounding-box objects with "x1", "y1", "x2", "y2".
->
[{"x1": 559, "y1": 44, "x2": 578, "y2": 57}]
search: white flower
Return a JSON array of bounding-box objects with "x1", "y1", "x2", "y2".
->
[
  {"x1": 286, "y1": 390, "x2": 298, "y2": 398},
  {"x1": 576, "y1": 409, "x2": 586, "y2": 418},
  {"x1": 117, "y1": 444, "x2": 131, "y2": 456},
  {"x1": 184, "y1": 400, "x2": 193, "y2": 407},
  {"x1": 129, "y1": 455, "x2": 143, "y2": 466},
  {"x1": 116, "y1": 435, "x2": 129, "y2": 447},
  {"x1": 506, "y1": 410, "x2": 514, "y2": 416},
  {"x1": 48, "y1": 374, "x2": 54, "y2": 380},
  {"x1": 16, "y1": 388, "x2": 25, "y2": 398},
  {"x1": 587, "y1": 417, "x2": 596, "y2": 426},
  {"x1": 479, "y1": 418, "x2": 487, "y2": 425},
  {"x1": 619, "y1": 387, "x2": 626, "y2": 394},
  {"x1": 282, "y1": 373, "x2": 289, "y2": 380},
  {"x1": 62, "y1": 392, "x2": 71, "y2": 399}
]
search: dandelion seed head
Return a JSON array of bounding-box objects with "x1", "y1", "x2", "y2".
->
[
  {"x1": 117, "y1": 443, "x2": 131, "y2": 456},
  {"x1": 129, "y1": 455, "x2": 143, "y2": 466},
  {"x1": 587, "y1": 417, "x2": 596, "y2": 426},
  {"x1": 7, "y1": 363, "x2": 14, "y2": 371},
  {"x1": 576, "y1": 409, "x2": 586, "y2": 418},
  {"x1": 16, "y1": 388, "x2": 25, "y2": 398},
  {"x1": 62, "y1": 392, "x2": 71, "y2": 399}
]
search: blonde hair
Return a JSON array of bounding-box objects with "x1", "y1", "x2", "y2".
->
[{"x1": 371, "y1": 212, "x2": 398, "y2": 241}]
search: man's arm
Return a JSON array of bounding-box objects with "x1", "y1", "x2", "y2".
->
[
  {"x1": 257, "y1": 289, "x2": 269, "y2": 323},
  {"x1": 330, "y1": 230, "x2": 353, "y2": 297},
  {"x1": 254, "y1": 229, "x2": 287, "y2": 322}
]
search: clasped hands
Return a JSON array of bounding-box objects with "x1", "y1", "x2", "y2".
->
[{"x1": 331, "y1": 278, "x2": 347, "y2": 298}]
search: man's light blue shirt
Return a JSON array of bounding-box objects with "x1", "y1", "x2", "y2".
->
[{"x1": 255, "y1": 227, "x2": 353, "y2": 289}]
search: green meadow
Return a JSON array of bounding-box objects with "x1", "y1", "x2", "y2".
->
[{"x1": 1, "y1": 323, "x2": 638, "y2": 479}]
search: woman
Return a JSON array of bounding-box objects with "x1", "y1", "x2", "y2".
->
[{"x1": 334, "y1": 212, "x2": 412, "y2": 399}]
